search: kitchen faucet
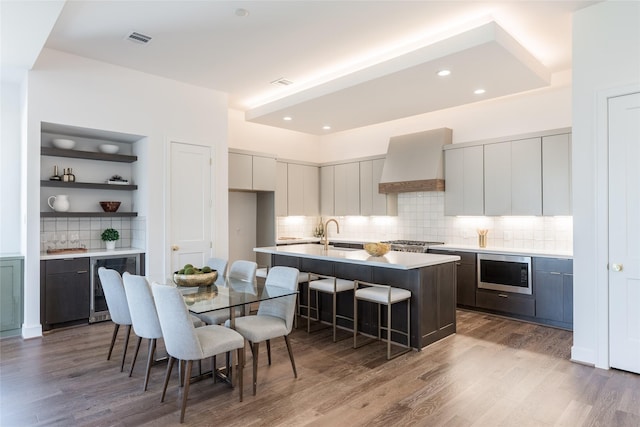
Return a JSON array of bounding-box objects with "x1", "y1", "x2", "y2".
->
[{"x1": 322, "y1": 219, "x2": 340, "y2": 251}]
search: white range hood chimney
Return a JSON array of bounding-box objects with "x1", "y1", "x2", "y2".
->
[{"x1": 379, "y1": 128, "x2": 452, "y2": 193}]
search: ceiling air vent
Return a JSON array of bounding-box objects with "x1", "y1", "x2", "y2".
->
[
  {"x1": 271, "y1": 78, "x2": 293, "y2": 87},
  {"x1": 126, "y1": 31, "x2": 152, "y2": 45}
]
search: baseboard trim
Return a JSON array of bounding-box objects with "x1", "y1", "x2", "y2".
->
[{"x1": 22, "y1": 323, "x2": 43, "y2": 339}]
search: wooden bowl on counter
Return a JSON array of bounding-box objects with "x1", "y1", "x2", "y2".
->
[{"x1": 364, "y1": 242, "x2": 390, "y2": 257}]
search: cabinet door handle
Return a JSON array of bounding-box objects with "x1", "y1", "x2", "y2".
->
[
  {"x1": 498, "y1": 294, "x2": 508, "y2": 298},
  {"x1": 550, "y1": 272, "x2": 561, "y2": 275},
  {"x1": 77, "y1": 270, "x2": 88, "y2": 274}
]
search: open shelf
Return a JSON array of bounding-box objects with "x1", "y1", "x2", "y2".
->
[
  {"x1": 41, "y1": 147, "x2": 137, "y2": 163},
  {"x1": 41, "y1": 180, "x2": 137, "y2": 191},
  {"x1": 41, "y1": 212, "x2": 138, "y2": 218}
]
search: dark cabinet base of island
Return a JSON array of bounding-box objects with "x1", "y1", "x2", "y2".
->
[{"x1": 271, "y1": 254, "x2": 457, "y2": 350}]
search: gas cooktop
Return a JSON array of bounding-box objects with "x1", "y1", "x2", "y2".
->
[{"x1": 382, "y1": 240, "x2": 444, "y2": 253}]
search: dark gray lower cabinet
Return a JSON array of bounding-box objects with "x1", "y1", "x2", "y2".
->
[
  {"x1": 429, "y1": 249, "x2": 476, "y2": 307},
  {"x1": 41, "y1": 258, "x2": 91, "y2": 330},
  {"x1": 534, "y1": 258, "x2": 573, "y2": 329},
  {"x1": 476, "y1": 290, "x2": 535, "y2": 317}
]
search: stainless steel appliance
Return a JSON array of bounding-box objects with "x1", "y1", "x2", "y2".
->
[
  {"x1": 382, "y1": 240, "x2": 444, "y2": 253},
  {"x1": 90, "y1": 254, "x2": 141, "y2": 323},
  {"x1": 477, "y1": 253, "x2": 532, "y2": 295}
]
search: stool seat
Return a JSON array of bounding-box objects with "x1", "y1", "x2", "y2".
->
[
  {"x1": 258, "y1": 268, "x2": 313, "y2": 284},
  {"x1": 309, "y1": 277, "x2": 353, "y2": 293},
  {"x1": 355, "y1": 286, "x2": 411, "y2": 304}
]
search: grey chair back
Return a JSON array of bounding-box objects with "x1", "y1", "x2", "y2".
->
[
  {"x1": 123, "y1": 273, "x2": 162, "y2": 340},
  {"x1": 229, "y1": 260, "x2": 257, "y2": 282},
  {"x1": 206, "y1": 257, "x2": 228, "y2": 278},
  {"x1": 259, "y1": 266, "x2": 300, "y2": 333},
  {"x1": 151, "y1": 283, "x2": 204, "y2": 361},
  {"x1": 98, "y1": 267, "x2": 131, "y2": 326}
]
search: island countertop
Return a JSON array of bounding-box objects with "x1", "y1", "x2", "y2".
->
[{"x1": 254, "y1": 244, "x2": 459, "y2": 270}]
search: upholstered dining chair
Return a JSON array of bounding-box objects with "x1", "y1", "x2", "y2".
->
[
  {"x1": 122, "y1": 273, "x2": 205, "y2": 391},
  {"x1": 206, "y1": 257, "x2": 228, "y2": 278},
  {"x1": 151, "y1": 282, "x2": 245, "y2": 423},
  {"x1": 195, "y1": 260, "x2": 257, "y2": 325},
  {"x1": 227, "y1": 266, "x2": 299, "y2": 396},
  {"x1": 98, "y1": 267, "x2": 132, "y2": 372}
]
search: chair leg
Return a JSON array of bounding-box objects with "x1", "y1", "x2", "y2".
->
[
  {"x1": 129, "y1": 336, "x2": 142, "y2": 377},
  {"x1": 284, "y1": 335, "x2": 297, "y2": 378},
  {"x1": 161, "y1": 356, "x2": 175, "y2": 403},
  {"x1": 120, "y1": 325, "x2": 131, "y2": 373},
  {"x1": 237, "y1": 347, "x2": 244, "y2": 402},
  {"x1": 143, "y1": 339, "x2": 156, "y2": 391},
  {"x1": 251, "y1": 342, "x2": 260, "y2": 396},
  {"x1": 107, "y1": 323, "x2": 120, "y2": 360},
  {"x1": 266, "y1": 339, "x2": 271, "y2": 365},
  {"x1": 180, "y1": 360, "x2": 193, "y2": 423}
]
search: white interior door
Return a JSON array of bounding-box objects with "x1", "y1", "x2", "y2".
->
[
  {"x1": 170, "y1": 142, "x2": 212, "y2": 272},
  {"x1": 609, "y1": 92, "x2": 640, "y2": 374}
]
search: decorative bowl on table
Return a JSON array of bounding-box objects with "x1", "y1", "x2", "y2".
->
[
  {"x1": 364, "y1": 242, "x2": 390, "y2": 257},
  {"x1": 173, "y1": 270, "x2": 218, "y2": 287},
  {"x1": 99, "y1": 144, "x2": 119, "y2": 154},
  {"x1": 99, "y1": 201, "x2": 121, "y2": 212},
  {"x1": 52, "y1": 138, "x2": 76, "y2": 149}
]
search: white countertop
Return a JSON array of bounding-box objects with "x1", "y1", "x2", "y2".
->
[
  {"x1": 433, "y1": 244, "x2": 573, "y2": 259},
  {"x1": 255, "y1": 244, "x2": 460, "y2": 270},
  {"x1": 41, "y1": 248, "x2": 145, "y2": 260}
]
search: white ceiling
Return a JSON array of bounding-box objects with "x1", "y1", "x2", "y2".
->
[{"x1": 3, "y1": 1, "x2": 596, "y2": 134}]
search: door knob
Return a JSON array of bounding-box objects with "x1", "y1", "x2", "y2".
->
[
  {"x1": 612, "y1": 263, "x2": 623, "y2": 272},
  {"x1": 171, "y1": 245, "x2": 179, "y2": 251}
]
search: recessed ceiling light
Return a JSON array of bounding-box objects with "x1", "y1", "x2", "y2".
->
[
  {"x1": 474, "y1": 88, "x2": 486, "y2": 95},
  {"x1": 436, "y1": 69, "x2": 451, "y2": 77},
  {"x1": 322, "y1": 125, "x2": 331, "y2": 130},
  {"x1": 283, "y1": 116, "x2": 293, "y2": 121},
  {"x1": 235, "y1": 8, "x2": 249, "y2": 17}
]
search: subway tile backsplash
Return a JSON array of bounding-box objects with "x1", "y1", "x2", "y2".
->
[{"x1": 277, "y1": 192, "x2": 573, "y2": 253}]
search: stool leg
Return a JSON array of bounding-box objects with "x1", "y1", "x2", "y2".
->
[
  {"x1": 377, "y1": 304, "x2": 382, "y2": 340},
  {"x1": 387, "y1": 302, "x2": 392, "y2": 360},
  {"x1": 407, "y1": 299, "x2": 411, "y2": 350},
  {"x1": 332, "y1": 291, "x2": 337, "y2": 342},
  {"x1": 353, "y1": 297, "x2": 358, "y2": 348},
  {"x1": 307, "y1": 285, "x2": 312, "y2": 333}
]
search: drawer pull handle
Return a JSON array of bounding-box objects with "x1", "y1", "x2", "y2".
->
[
  {"x1": 77, "y1": 270, "x2": 88, "y2": 274},
  {"x1": 498, "y1": 294, "x2": 508, "y2": 298},
  {"x1": 550, "y1": 272, "x2": 561, "y2": 275}
]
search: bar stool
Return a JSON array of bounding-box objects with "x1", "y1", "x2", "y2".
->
[
  {"x1": 307, "y1": 275, "x2": 354, "y2": 342},
  {"x1": 353, "y1": 280, "x2": 411, "y2": 360}
]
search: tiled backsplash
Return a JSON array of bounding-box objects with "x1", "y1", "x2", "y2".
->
[
  {"x1": 277, "y1": 192, "x2": 573, "y2": 252},
  {"x1": 40, "y1": 217, "x2": 146, "y2": 252}
]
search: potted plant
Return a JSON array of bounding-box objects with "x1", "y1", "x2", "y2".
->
[{"x1": 101, "y1": 228, "x2": 119, "y2": 251}]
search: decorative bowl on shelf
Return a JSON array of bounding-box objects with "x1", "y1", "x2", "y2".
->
[
  {"x1": 173, "y1": 270, "x2": 218, "y2": 287},
  {"x1": 99, "y1": 201, "x2": 121, "y2": 212},
  {"x1": 52, "y1": 138, "x2": 76, "y2": 149},
  {"x1": 99, "y1": 144, "x2": 119, "y2": 154},
  {"x1": 364, "y1": 242, "x2": 390, "y2": 257}
]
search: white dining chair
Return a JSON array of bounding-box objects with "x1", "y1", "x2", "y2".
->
[
  {"x1": 122, "y1": 272, "x2": 205, "y2": 391},
  {"x1": 151, "y1": 282, "x2": 245, "y2": 424},
  {"x1": 226, "y1": 266, "x2": 299, "y2": 395},
  {"x1": 206, "y1": 257, "x2": 228, "y2": 278},
  {"x1": 98, "y1": 267, "x2": 132, "y2": 372},
  {"x1": 195, "y1": 260, "x2": 257, "y2": 326}
]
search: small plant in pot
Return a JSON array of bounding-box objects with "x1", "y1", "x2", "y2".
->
[{"x1": 101, "y1": 228, "x2": 119, "y2": 251}]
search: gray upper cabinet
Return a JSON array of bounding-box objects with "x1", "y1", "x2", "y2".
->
[
  {"x1": 360, "y1": 159, "x2": 397, "y2": 216},
  {"x1": 334, "y1": 162, "x2": 360, "y2": 216},
  {"x1": 287, "y1": 163, "x2": 319, "y2": 216},
  {"x1": 228, "y1": 151, "x2": 276, "y2": 191},
  {"x1": 444, "y1": 146, "x2": 484, "y2": 216},
  {"x1": 484, "y1": 137, "x2": 541, "y2": 216},
  {"x1": 542, "y1": 133, "x2": 572, "y2": 215},
  {"x1": 320, "y1": 165, "x2": 335, "y2": 216},
  {"x1": 275, "y1": 161, "x2": 288, "y2": 216}
]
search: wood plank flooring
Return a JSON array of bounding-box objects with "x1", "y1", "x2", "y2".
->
[{"x1": 1, "y1": 310, "x2": 638, "y2": 426}]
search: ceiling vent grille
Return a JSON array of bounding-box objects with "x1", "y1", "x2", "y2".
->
[
  {"x1": 271, "y1": 78, "x2": 293, "y2": 87},
  {"x1": 126, "y1": 31, "x2": 152, "y2": 44}
]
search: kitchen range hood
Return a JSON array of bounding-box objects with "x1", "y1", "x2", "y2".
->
[{"x1": 379, "y1": 128, "x2": 452, "y2": 193}]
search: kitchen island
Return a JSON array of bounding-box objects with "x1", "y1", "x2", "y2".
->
[{"x1": 254, "y1": 244, "x2": 460, "y2": 350}]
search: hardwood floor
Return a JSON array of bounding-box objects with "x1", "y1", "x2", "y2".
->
[{"x1": 1, "y1": 310, "x2": 638, "y2": 426}]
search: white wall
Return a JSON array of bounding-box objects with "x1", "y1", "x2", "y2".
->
[
  {"x1": 22, "y1": 48, "x2": 229, "y2": 338},
  {"x1": 228, "y1": 108, "x2": 320, "y2": 161},
  {"x1": 571, "y1": 1, "x2": 640, "y2": 368},
  {"x1": 0, "y1": 81, "x2": 23, "y2": 254},
  {"x1": 317, "y1": 71, "x2": 571, "y2": 162}
]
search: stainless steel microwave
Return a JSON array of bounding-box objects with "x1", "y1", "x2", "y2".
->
[{"x1": 477, "y1": 253, "x2": 532, "y2": 295}]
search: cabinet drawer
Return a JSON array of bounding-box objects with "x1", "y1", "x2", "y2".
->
[
  {"x1": 45, "y1": 258, "x2": 90, "y2": 274},
  {"x1": 533, "y1": 257, "x2": 572, "y2": 273},
  {"x1": 476, "y1": 289, "x2": 535, "y2": 317}
]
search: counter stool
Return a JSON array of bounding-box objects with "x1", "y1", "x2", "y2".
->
[
  {"x1": 307, "y1": 275, "x2": 354, "y2": 342},
  {"x1": 353, "y1": 280, "x2": 411, "y2": 360}
]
